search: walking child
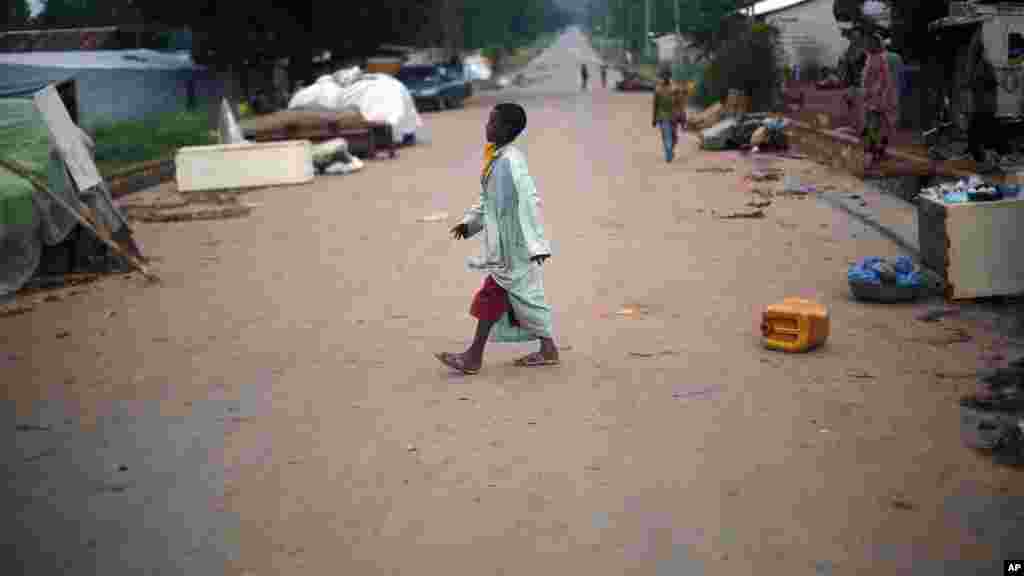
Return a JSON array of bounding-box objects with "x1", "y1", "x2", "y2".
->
[{"x1": 435, "y1": 103, "x2": 560, "y2": 375}]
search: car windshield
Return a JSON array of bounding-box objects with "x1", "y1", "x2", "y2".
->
[{"x1": 397, "y1": 67, "x2": 438, "y2": 83}]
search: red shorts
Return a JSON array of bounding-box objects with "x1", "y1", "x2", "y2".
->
[{"x1": 470, "y1": 276, "x2": 519, "y2": 326}]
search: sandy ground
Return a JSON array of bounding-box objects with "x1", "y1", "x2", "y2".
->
[{"x1": 3, "y1": 28, "x2": 1023, "y2": 575}]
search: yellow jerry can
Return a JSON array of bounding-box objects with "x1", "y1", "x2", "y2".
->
[{"x1": 761, "y1": 298, "x2": 830, "y2": 353}]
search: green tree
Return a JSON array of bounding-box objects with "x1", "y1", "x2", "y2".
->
[
  {"x1": 37, "y1": 0, "x2": 145, "y2": 27},
  {"x1": 3, "y1": 0, "x2": 31, "y2": 29}
]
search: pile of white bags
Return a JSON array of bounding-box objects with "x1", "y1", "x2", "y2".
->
[
  {"x1": 463, "y1": 54, "x2": 492, "y2": 81},
  {"x1": 287, "y1": 67, "x2": 423, "y2": 143}
]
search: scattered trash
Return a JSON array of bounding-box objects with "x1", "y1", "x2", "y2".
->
[
  {"x1": 23, "y1": 447, "x2": 57, "y2": 463},
  {"x1": 848, "y1": 256, "x2": 924, "y2": 302},
  {"x1": 762, "y1": 298, "x2": 830, "y2": 353},
  {"x1": 15, "y1": 424, "x2": 52, "y2": 432},
  {"x1": 889, "y1": 496, "x2": 916, "y2": 511},
  {"x1": 920, "y1": 176, "x2": 1013, "y2": 204},
  {"x1": 0, "y1": 302, "x2": 35, "y2": 318},
  {"x1": 917, "y1": 308, "x2": 960, "y2": 323},
  {"x1": 847, "y1": 370, "x2": 874, "y2": 379},
  {"x1": 56, "y1": 330, "x2": 70, "y2": 339},
  {"x1": 746, "y1": 200, "x2": 772, "y2": 209},
  {"x1": 323, "y1": 156, "x2": 364, "y2": 175},
  {"x1": 629, "y1": 349, "x2": 678, "y2": 358},
  {"x1": 406, "y1": 444, "x2": 418, "y2": 453},
  {"x1": 126, "y1": 203, "x2": 252, "y2": 223},
  {"x1": 695, "y1": 167, "x2": 734, "y2": 174},
  {"x1": 715, "y1": 209, "x2": 765, "y2": 219},
  {"x1": 748, "y1": 169, "x2": 782, "y2": 182},
  {"x1": 418, "y1": 211, "x2": 449, "y2": 223},
  {"x1": 782, "y1": 175, "x2": 817, "y2": 195},
  {"x1": 672, "y1": 386, "x2": 718, "y2": 400}
]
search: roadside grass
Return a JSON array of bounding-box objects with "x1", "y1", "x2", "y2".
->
[{"x1": 92, "y1": 109, "x2": 216, "y2": 176}]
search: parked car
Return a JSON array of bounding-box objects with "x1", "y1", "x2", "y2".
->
[
  {"x1": 615, "y1": 70, "x2": 655, "y2": 92},
  {"x1": 396, "y1": 64, "x2": 473, "y2": 111}
]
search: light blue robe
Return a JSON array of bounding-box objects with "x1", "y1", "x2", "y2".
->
[{"x1": 461, "y1": 143, "x2": 553, "y2": 342}]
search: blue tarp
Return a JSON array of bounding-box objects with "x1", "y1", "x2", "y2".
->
[
  {"x1": 848, "y1": 256, "x2": 923, "y2": 287},
  {"x1": 0, "y1": 65, "x2": 75, "y2": 99}
]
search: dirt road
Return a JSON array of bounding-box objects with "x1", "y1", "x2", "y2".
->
[{"x1": 4, "y1": 28, "x2": 1022, "y2": 575}]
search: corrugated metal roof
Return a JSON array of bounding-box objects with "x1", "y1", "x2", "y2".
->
[{"x1": 0, "y1": 49, "x2": 202, "y2": 71}]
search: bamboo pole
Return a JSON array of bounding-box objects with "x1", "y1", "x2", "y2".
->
[{"x1": 0, "y1": 157, "x2": 158, "y2": 282}]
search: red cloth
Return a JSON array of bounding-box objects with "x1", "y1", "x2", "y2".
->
[{"x1": 470, "y1": 276, "x2": 519, "y2": 325}]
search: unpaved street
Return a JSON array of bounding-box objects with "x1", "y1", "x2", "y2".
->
[{"x1": 4, "y1": 28, "x2": 1023, "y2": 575}]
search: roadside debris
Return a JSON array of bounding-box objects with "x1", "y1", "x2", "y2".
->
[
  {"x1": 628, "y1": 349, "x2": 678, "y2": 358},
  {"x1": 715, "y1": 208, "x2": 765, "y2": 219},
  {"x1": 746, "y1": 200, "x2": 772, "y2": 209},
  {"x1": 960, "y1": 362, "x2": 1024, "y2": 462},
  {"x1": 917, "y1": 308, "x2": 960, "y2": 323},
  {"x1": 848, "y1": 256, "x2": 924, "y2": 302},
  {"x1": 695, "y1": 167, "x2": 734, "y2": 174},
  {"x1": 888, "y1": 496, "x2": 916, "y2": 511},
  {"x1": 418, "y1": 211, "x2": 449, "y2": 223},
  {"x1": 748, "y1": 168, "x2": 782, "y2": 182},
  {"x1": 672, "y1": 386, "x2": 718, "y2": 400},
  {"x1": 0, "y1": 302, "x2": 35, "y2": 318},
  {"x1": 762, "y1": 298, "x2": 830, "y2": 353},
  {"x1": 312, "y1": 138, "x2": 364, "y2": 175}
]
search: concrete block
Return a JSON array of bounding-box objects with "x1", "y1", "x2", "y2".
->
[{"x1": 175, "y1": 140, "x2": 315, "y2": 193}]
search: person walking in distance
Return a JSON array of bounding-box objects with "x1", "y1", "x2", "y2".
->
[
  {"x1": 652, "y1": 68, "x2": 679, "y2": 162},
  {"x1": 861, "y1": 33, "x2": 898, "y2": 173},
  {"x1": 436, "y1": 102, "x2": 560, "y2": 375},
  {"x1": 601, "y1": 64, "x2": 608, "y2": 88},
  {"x1": 580, "y1": 63, "x2": 589, "y2": 91}
]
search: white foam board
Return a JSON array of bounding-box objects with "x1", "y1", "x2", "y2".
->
[{"x1": 175, "y1": 140, "x2": 314, "y2": 193}]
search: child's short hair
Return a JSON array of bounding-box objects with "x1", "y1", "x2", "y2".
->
[{"x1": 494, "y1": 103, "x2": 527, "y2": 140}]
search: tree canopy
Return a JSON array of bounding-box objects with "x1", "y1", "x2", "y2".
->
[
  {"x1": 3, "y1": 0, "x2": 32, "y2": 30},
  {"x1": 584, "y1": 0, "x2": 748, "y2": 58}
]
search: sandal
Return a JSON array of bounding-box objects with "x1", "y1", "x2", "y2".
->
[
  {"x1": 514, "y1": 351, "x2": 561, "y2": 368},
  {"x1": 435, "y1": 352, "x2": 479, "y2": 375}
]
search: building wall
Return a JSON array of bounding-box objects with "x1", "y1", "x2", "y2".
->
[
  {"x1": 2, "y1": 65, "x2": 214, "y2": 128},
  {"x1": 763, "y1": 0, "x2": 848, "y2": 69}
]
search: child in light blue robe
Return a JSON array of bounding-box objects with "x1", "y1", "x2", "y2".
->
[{"x1": 435, "y1": 103, "x2": 559, "y2": 375}]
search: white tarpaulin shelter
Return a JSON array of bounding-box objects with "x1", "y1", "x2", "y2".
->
[
  {"x1": 288, "y1": 67, "x2": 423, "y2": 143},
  {"x1": 0, "y1": 49, "x2": 216, "y2": 128},
  {"x1": 464, "y1": 54, "x2": 492, "y2": 81}
]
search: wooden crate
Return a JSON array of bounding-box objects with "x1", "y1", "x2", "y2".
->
[
  {"x1": 175, "y1": 141, "x2": 314, "y2": 193},
  {"x1": 918, "y1": 194, "x2": 1024, "y2": 300}
]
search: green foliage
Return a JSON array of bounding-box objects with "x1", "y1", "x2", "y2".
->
[
  {"x1": 3, "y1": 0, "x2": 31, "y2": 28},
  {"x1": 587, "y1": 0, "x2": 746, "y2": 61},
  {"x1": 92, "y1": 110, "x2": 216, "y2": 173},
  {"x1": 462, "y1": 0, "x2": 571, "y2": 53},
  {"x1": 38, "y1": 0, "x2": 143, "y2": 27},
  {"x1": 697, "y1": 20, "x2": 782, "y2": 112}
]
